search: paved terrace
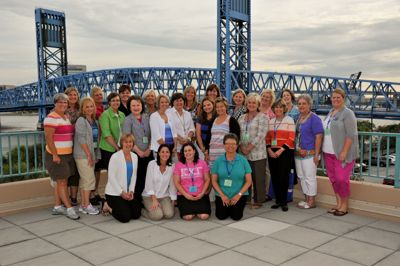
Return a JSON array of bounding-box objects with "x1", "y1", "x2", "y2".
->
[{"x1": 1, "y1": 201, "x2": 399, "y2": 266}]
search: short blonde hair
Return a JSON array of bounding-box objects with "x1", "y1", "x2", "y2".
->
[
  {"x1": 232, "y1": 88, "x2": 247, "y2": 105},
  {"x1": 333, "y1": 87, "x2": 346, "y2": 99},
  {"x1": 90, "y1": 86, "x2": 103, "y2": 98},
  {"x1": 245, "y1": 93, "x2": 261, "y2": 109},
  {"x1": 120, "y1": 134, "x2": 135, "y2": 147},
  {"x1": 156, "y1": 94, "x2": 170, "y2": 109},
  {"x1": 261, "y1": 88, "x2": 276, "y2": 104},
  {"x1": 64, "y1": 87, "x2": 80, "y2": 109},
  {"x1": 79, "y1": 97, "x2": 96, "y2": 120}
]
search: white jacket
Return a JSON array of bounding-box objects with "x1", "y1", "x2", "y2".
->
[{"x1": 105, "y1": 150, "x2": 138, "y2": 196}]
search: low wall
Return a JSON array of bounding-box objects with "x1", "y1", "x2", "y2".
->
[{"x1": 1, "y1": 175, "x2": 400, "y2": 222}]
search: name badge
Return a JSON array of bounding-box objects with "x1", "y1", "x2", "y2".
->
[
  {"x1": 224, "y1": 179, "x2": 233, "y2": 187},
  {"x1": 189, "y1": 185, "x2": 198, "y2": 193},
  {"x1": 271, "y1": 139, "x2": 277, "y2": 146},
  {"x1": 142, "y1": 136, "x2": 149, "y2": 144},
  {"x1": 324, "y1": 128, "x2": 331, "y2": 136},
  {"x1": 242, "y1": 133, "x2": 250, "y2": 143}
]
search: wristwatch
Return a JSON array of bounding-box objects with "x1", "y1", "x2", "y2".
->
[{"x1": 238, "y1": 192, "x2": 243, "y2": 196}]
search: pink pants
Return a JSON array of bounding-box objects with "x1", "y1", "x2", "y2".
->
[{"x1": 323, "y1": 153, "x2": 355, "y2": 198}]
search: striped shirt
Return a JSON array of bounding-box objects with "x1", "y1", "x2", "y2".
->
[
  {"x1": 266, "y1": 116, "x2": 295, "y2": 149},
  {"x1": 209, "y1": 116, "x2": 230, "y2": 168},
  {"x1": 44, "y1": 112, "x2": 74, "y2": 155}
]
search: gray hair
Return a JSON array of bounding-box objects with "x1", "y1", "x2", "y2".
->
[
  {"x1": 297, "y1": 94, "x2": 313, "y2": 107},
  {"x1": 53, "y1": 93, "x2": 69, "y2": 104}
]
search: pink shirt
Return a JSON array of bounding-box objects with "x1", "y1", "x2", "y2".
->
[{"x1": 173, "y1": 159, "x2": 209, "y2": 196}]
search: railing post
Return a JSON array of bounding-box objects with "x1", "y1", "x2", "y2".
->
[{"x1": 395, "y1": 135, "x2": 400, "y2": 188}]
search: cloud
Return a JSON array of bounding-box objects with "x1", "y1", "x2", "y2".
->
[{"x1": 0, "y1": 0, "x2": 399, "y2": 85}]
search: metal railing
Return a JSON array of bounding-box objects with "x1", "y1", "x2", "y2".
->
[
  {"x1": 1, "y1": 131, "x2": 399, "y2": 188},
  {"x1": 0, "y1": 131, "x2": 46, "y2": 182}
]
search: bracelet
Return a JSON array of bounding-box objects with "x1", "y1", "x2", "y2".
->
[{"x1": 238, "y1": 192, "x2": 242, "y2": 196}]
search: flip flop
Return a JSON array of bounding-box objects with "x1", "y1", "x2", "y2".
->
[
  {"x1": 333, "y1": 210, "x2": 348, "y2": 216},
  {"x1": 327, "y1": 208, "x2": 337, "y2": 214}
]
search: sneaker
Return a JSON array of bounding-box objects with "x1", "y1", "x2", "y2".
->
[
  {"x1": 52, "y1": 206, "x2": 66, "y2": 215},
  {"x1": 80, "y1": 204, "x2": 99, "y2": 215},
  {"x1": 66, "y1": 207, "x2": 80, "y2": 220},
  {"x1": 70, "y1": 197, "x2": 78, "y2": 206}
]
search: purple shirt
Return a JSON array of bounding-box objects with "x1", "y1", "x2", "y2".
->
[{"x1": 297, "y1": 113, "x2": 324, "y2": 150}]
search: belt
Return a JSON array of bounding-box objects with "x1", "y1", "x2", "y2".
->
[{"x1": 295, "y1": 149, "x2": 315, "y2": 157}]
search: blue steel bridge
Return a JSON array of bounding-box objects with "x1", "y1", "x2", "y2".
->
[{"x1": 0, "y1": 0, "x2": 399, "y2": 123}]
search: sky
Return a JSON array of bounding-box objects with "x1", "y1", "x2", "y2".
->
[{"x1": 1, "y1": 0, "x2": 399, "y2": 86}]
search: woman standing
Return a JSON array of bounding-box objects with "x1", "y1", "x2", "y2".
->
[
  {"x1": 211, "y1": 134, "x2": 252, "y2": 220},
  {"x1": 196, "y1": 97, "x2": 216, "y2": 162},
  {"x1": 149, "y1": 94, "x2": 177, "y2": 154},
  {"x1": 91, "y1": 86, "x2": 105, "y2": 120},
  {"x1": 123, "y1": 95, "x2": 153, "y2": 201},
  {"x1": 230, "y1": 88, "x2": 247, "y2": 120},
  {"x1": 118, "y1": 84, "x2": 132, "y2": 116},
  {"x1": 143, "y1": 89, "x2": 157, "y2": 115},
  {"x1": 74, "y1": 97, "x2": 101, "y2": 215},
  {"x1": 142, "y1": 144, "x2": 177, "y2": 220},
  {"x1": 238, "y1": 93, "x2": 268, "y2": 208},
  {"x1": 323, "y1": 88, "x2": 358, "y2": 216},
  {"x1": 64, "y1": 87, "x2": 80, "y2": 206},
  {"x1": 281, "y1": 88, "x2": 300, "y2": 122},
  {"x1": 209, "y1": 97, "x2": 241, "y2": 168},
  {"x1": 173, "y1": 143, "x2": 211, "y2": 220},
  {"x1": 266, "y1": 99, "x2": 295, "y2": 211},
  {"x1": 259, "y1": 89, "x2": 276, "y2": 119},
  {"x1": 167, "y1": 93, "x2": 195, "y2": 154},
  {"x1": 44, "y1": 93, "x2": 79, "y2": 220},
  {"x1": 98, "y1": 93, "x2": 126, "y2": 172},
  {"x1": 103, "y1": 134, "x2": 141, "y2": 223},
  {"x1": 295, "y1": 95, "x2": 323, "y2": 209},
  {"x1": 205, "y1": 83, "x2": 221, "y2": 101},
  {"x1": 183, "y1": 85, "x2": 200, "y2": 122}
]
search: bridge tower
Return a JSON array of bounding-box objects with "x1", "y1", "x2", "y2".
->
[
  {"x1": 217, "y1": 0, "x2": 251, "y2": 101},
  {"x1": 35, "y1": 8, "x2": 68, "y2": 124}
]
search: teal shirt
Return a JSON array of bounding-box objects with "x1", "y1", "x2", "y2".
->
[
  {"x1": 99, "y1": 108, "x2": 125, "y2": 152},
  {"x1": 211, "y1": 153, "x2": 252, "y2": 199}
]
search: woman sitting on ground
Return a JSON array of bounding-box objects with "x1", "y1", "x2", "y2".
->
[
  {"x1": 173, "y1": 142, "x2": 211, "y2": 220},
  {"x1": 142, "y1": 144, "x2": 177, "y2": 220}
]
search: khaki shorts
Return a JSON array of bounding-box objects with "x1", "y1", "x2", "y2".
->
[{"x1": 75, "y1": 159, "x2": 96, "y2": 190}]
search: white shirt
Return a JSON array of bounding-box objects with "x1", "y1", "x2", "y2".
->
[
  {"x1": 149, "y1": 111, "x2": 177, "y2": 152},
  {"x1": 166, "y1": 107, "x2": 195, "y2": 151},
  {"x1": 322, "y1": 115, "x2": 335, "y2": 154},
  {"x1": 105, "y1": 150, "x2": 138, "y2": 196},
  {"x1": 142, "y1": 160, "x2": 177, "y2": 200}
]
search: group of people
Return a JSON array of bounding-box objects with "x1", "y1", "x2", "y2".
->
[{"x1": 44, "y1": 83, "x2": 359, "y2": 222}]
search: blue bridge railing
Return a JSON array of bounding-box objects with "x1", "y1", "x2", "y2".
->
[
  {"x1": 1, "y1": 68, "x2": 400, "y2": 120},
  {"x1": 1, "y1": 131, "x2": 399, "y2": 188}
]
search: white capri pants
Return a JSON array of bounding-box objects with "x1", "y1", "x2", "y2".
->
[{"x1": 295, "y1": 157, "x2": 317, "y2": 196}]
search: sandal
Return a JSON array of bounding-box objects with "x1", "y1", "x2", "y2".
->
[
  {"x1": 101, "y1": 201, "x2": 112, "y2": 216},
  {"x1": 252, "y1": 203, "x2": 263, "y2": 209},
  {"x1": 299, "y1": 203, "x2": 316, "y2": 209},
  {"x1": 327, "y1": 208, "x2": 338, "y2": 214},
  {"x1": 297, "y1": 201, "x2": 307, "y2": 208},
  {"x1": 333, "y1": 210, "x2": 348, "y2": 216}
]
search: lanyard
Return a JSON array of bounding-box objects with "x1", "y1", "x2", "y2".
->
[
  {"x1": 225, "y1": 155, "x2": 235, "y2": 178},
  {"x1": 137, "y1": 116, "x2": 146, "y2": 135},
  {"x1": 185, "y1": 163, "x2": 196, "y2": 186},
  {"x1": 273, "y1": 118, "x2": 283, "y2": 139},
  {"x1": 325, "y1": 112, "x2": 335, "y2": 129}
]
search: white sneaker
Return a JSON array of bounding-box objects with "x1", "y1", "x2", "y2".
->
[
  {"x1": 51, "y1": 206, "x2": 66, "y2": 215},
  {"x1": 80, "y1": 204, "x2": 99, "y2": 215},
  {"x1": 297, "y1": 201, "x2": 307, "y2": 208},
  {"x1": 66, "y1": 207, "x2": 80, "y2": 220}
]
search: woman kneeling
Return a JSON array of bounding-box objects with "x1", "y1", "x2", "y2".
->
[
  {"x1": 104, "y1": 134, "x2": 141, "y2": 223},
  {"x1": 142, "y1": 144, "x2": 177, "y2": 220},
  {"x1": 173, "y1": 142, "x2": 211, "y2": 220},
  {"x1": 212, "y1": 133, "x2": 252, "y2": 220}
]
